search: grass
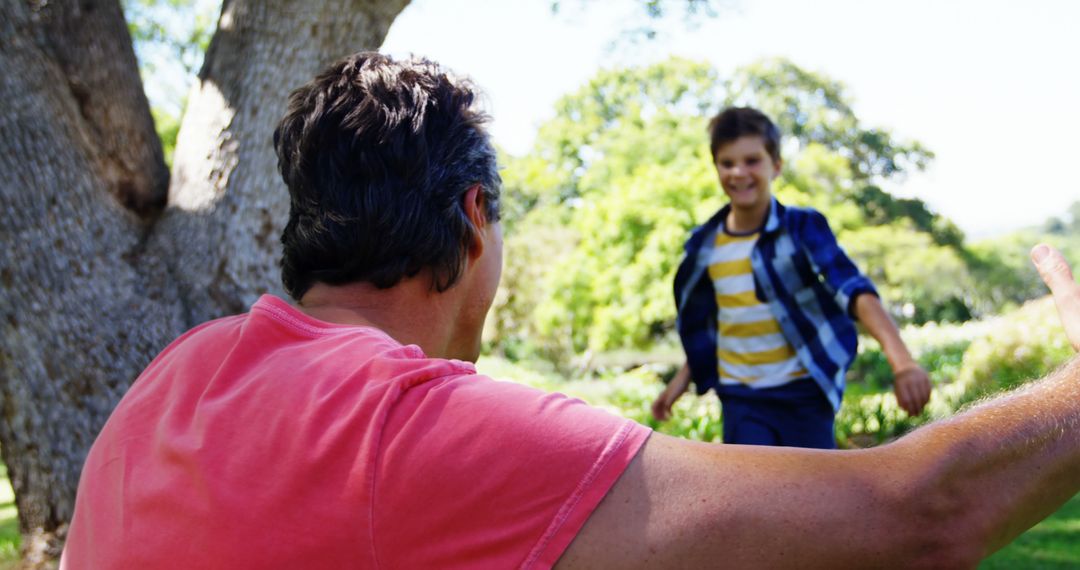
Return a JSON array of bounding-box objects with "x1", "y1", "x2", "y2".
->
[
  {"x1": 982, "y1": 494, "x2": 1080, "y2": 569},
  {"x1": 0, "y1": 464, "x2": 18, "y2": 567}
]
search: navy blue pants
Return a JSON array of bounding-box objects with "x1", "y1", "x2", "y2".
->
[{"x1": 718, "y1": 378, "x2": 837, "y2": 449}]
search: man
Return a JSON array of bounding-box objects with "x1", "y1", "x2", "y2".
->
[{"x1": 64, "y1": 52, "x2": 1080, "y2": 569}]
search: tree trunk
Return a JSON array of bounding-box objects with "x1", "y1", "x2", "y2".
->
[
  {"x1": 154, "y1": 0, "x2": 410, "y2": 325},
  {"x1": 0, "y1": 0, "x2": 408, "y2": 565}
]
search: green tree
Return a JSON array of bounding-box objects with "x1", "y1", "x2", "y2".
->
[
  {"x1": 842, "y1": 224, "x2": 974, "y2": 323},
  {"x1": 124, "y1": 0, "x2": 221, "y2": 165},
  {"x1": 494, "y1": 57, "x2": 960, "y2": 358},
  {"x1": 725, "y1": 59, "x2": 933, "y2": 183}
]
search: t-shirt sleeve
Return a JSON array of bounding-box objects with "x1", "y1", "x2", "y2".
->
[{"x1": 372, "y1": 374, "x2": 652, "y2": 569}]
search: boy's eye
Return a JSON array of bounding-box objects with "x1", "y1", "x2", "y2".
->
[
  {"x1": 719, "y1": 160, "x2": 734, "y2": 168},
  {"x1": 746, "y1": 157, "x2": 760, "y2": 166}
]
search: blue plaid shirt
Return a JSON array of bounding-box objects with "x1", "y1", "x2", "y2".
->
[{"x1": 674, "y1": 198, "x2": 878, "y2": 411}]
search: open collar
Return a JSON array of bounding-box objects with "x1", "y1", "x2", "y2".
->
[{"x1": 709, "y1": 196, "x2": 784, "y2": 237}]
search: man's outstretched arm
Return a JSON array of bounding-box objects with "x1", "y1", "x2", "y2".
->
[{"x1": 559, "y1": 245, "x2": 1080, "y2": 569}]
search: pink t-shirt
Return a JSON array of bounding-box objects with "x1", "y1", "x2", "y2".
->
[{"x1": 62, "y1": 295, "x2": 650, "y2": 569}]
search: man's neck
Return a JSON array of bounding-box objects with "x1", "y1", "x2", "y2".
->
[{"x1": 296, "y1": 278, "x2": 477, "y2": 361}]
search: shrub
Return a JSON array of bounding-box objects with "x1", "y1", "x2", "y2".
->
[
  {"x1": 955, "y1": 297, "x2": 1072, "y2": 397},
  {"x1": 481, "y1": 296, "x2": 1073, "y2": 448}
]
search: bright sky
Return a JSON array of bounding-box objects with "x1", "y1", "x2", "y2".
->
[{"x1": 380, "y1": 0, "x2": 1080, "y2": 238}]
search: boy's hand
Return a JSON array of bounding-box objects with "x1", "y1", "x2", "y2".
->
[
  {"x1": 652, "y1": 364, "x2": 691, "y2": 422},
  {"x1": 1032, "y1": 244, "x2": 1080, "y2": 351},
  {"x1": 893, "y1": 365, "x2": 931, "y2": 416}
]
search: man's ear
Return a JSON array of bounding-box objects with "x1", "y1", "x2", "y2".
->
[{"x1": 462, "y1": 184, "x2": 487, "y2": 259}]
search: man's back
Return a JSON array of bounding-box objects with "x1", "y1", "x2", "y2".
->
[{"x1": 63, "y1": 295, "x2": 649, "y2": 569}]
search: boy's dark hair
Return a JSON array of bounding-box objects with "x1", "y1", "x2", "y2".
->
[
  {"x1": 273, "y1": 52, "x2": 501, "y2": 300},
  {"x1": 707, "y1": 107, "x2": 782, "y2": 164}
]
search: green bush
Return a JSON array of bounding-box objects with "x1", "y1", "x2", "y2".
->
[
  {"x1": 956, "y1": 297, "x2": 1072, "y2": 396},
  {"x1": 837, "y1": 297, "x2": 1070, "y2": 447},
  {"x1": 477, "y1": 356, "x2": 723, "y2": 442},
  {"x1": 483, "y1": 294, "x2": 1073, "y2": 449}
]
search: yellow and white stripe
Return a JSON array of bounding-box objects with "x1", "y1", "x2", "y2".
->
[{"x1": 709, "y1": 231, "x2": 806, "y2": 388}]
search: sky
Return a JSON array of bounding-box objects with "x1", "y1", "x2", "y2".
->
[{"x1": 379, "y1": 0, "x2": 1080, "y2": 238}]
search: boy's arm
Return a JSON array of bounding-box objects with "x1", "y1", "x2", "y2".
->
[
  {"x1": 651, "y1": 362, "x2": 691, "y2": 421},
  {"x1": 853, "y1": 293, "x2": 932, "y2": 415},
  {"x1": 799, "y1": 209, "x2": 930, "y2": 414},
  {"x1": 798, "y1": 209, "x2": 878, "y2": 313},
  {"x1": 558, "y1": 245, "x2": 1080, "y2": 569}
]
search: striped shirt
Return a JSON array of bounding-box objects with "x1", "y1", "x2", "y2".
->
[
  {"x1": 674, "y1": 198, "x2": 879, "y2": 411},
  {"x1": 709, "y1": 230, "x2": 807, "y2": 388}
]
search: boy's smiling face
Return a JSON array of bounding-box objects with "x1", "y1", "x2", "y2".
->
[{"x1": 714, "y1": 135, "x2": 782, "y2": 217}]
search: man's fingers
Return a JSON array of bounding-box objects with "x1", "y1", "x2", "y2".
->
[
  {"x1": 1033, "y1": 244, "x2": 1076, "y2": 295},
  {"x1": 1032, "y1": 244, "x2": 1080, "y2": 351}
]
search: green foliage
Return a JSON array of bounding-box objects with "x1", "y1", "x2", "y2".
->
[
  {"x1": 495, "y1": 59, "x2": 727, "y2": 354},
  {"x1": 123, "y1": 0, "x2": 218, "y2": 76},
  {"x1": 122, "y1": 0, "x2": 219, "y2": 163},
  {"x1": 550, "y1": 0, "x2": 721, "y2": 43},
  {"x1": 839, "y1": 331, "x2": 973, "y2": 447},
  {"x1": 494, "y1": 293, "x2": 1073, "y2": 449},
  {"x1": 478, "y1": 355, "x2": 723, "y2": 441},
  {"x1": 981, "y1": 494, "x2": 1080, "y2": 569},
  {"x1": 723, "y1": 59, "x2": 968, "y2": 254},
  {"x1": 724, "y1": 59, "x2": 934, "y2": 183},
  {"x1": 957, "y1": 298, "x2": 1073, "y2": 396},
  {"x1": 1042, "y1": 201, "x2": 1080, "y2": 236},
  {"x1": 966, "y1": 229, "x2": 1080, "y2": 317},
  {"x1": 0, "y1": 464, "x2": 17, "y2": 565},
  {"x1": 487, "y1": 202, "x2": 579, "y2": 363},
  {"x1": 531, "y1": 58, "x2": 722, "y2": 203},
  {"x1": 495, "y1": 56, "x2": 971, "y2": 359},
  {"x1": 496, "y1": 53, "x2": 1080, "y2": 386},
  {"x1": 495, "y1": 55, "x2": 1080, "y2": 363},
  {"x1": 855, "y1": 185, "x2": 965, "y2": 248},
  {"x1": 837, "y1": 297, "x2": 1071, "y2": 446},
  {"x1": 535, "y1": 160, "x2": 717, "y2": 352},
  {"x1": 150, "y1": 105, "x2": 182, "y2": 168},
  {"x1": 841, "y1": 223, "x2": 974, "y2": 323},
  {"x1": 490, "y1": 291, "x2": 1074, "y2": 450}
]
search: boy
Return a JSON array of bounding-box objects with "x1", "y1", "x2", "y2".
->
[{"x1": 652, "y1": 107, "x2": 932, "y2": 448}]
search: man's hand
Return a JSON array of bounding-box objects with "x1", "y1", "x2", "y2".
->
[
  {"x1": 892, "y1": 365, "x2": 931, "y2": 416},
  {"x1": 1033, "y1": 244, "x2": 1080, "y2": 352},
  {"x1": 651, "y1": 363, "x2": 691, "y2": 422}
]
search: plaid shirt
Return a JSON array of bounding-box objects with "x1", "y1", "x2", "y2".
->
[{"x1": 674, "y1": 198, "x2": 878, "y2": 411}]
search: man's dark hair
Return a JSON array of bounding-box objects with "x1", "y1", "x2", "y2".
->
[
  {"x1": 273, "y1": 52, "x2": 501, "y2": 299},
  {"x1": 708, "y1": 107, "x2": 782, "y2": 164}
]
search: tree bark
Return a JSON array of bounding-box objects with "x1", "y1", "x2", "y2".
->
[
  {"x1": 0, "y1": 0, "x2": 408, "y2": 565},
  {"x1": 154, "y1": 0, "x2": 409, "y2": 325}
]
